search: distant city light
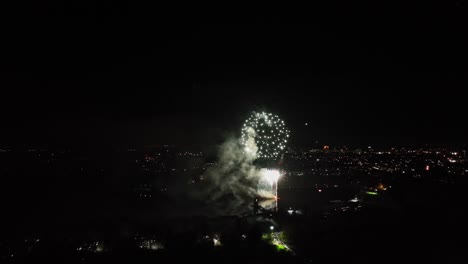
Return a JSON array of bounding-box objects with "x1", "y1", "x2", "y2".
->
[
  {"x1": 77, "y1": 241, "x2": 105, "y2": 253},
  {"x1": 376, "y1": 183, "x2": 387, "y2": 191},
  {"x1": 138, "y1": 239, "x2": 164, "y2": 251},
  {"x1": 213, "y1": 237, "x2": 222, "y2": 247}
]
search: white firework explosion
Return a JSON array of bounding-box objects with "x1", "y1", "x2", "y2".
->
[{"x1": 241, "y1": 111, "x2": 290, "y2": 159}]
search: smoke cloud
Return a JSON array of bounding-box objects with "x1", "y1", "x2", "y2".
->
[{"x1": 190, "y1": 127, "x2": 276, "y2": 215}]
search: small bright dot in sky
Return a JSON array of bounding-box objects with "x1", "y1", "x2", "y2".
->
[{"x1": 305, "y1": 123, "x2": 308, "y2": 126}]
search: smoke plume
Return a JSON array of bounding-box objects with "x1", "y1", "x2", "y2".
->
[{"x1": 192, "y1": 126, "x2": 278, "y2": 215}]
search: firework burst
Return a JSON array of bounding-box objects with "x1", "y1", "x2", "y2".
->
[{"x1": 241, "y1": 111, "x2": 289, "y2": 159}]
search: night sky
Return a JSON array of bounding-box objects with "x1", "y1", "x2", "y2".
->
[{"x1": 2, "y1": 2, "x2": 467, "y2": 148}]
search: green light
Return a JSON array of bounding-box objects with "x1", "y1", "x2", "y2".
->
[
  {"x1": 366, "y1": 191, "x2": 378, "y2": 195},
  {"x1": 275, "y1": 244, "x2": 287, "y2": 251}
]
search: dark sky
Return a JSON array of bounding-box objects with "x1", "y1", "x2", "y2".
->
[{"x1": 1, "y1": 2, "x2": 467, "y2": 148}]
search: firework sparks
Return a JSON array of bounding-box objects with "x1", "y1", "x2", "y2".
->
[
  {"x1": 241, "y1": 111, "x2": 289, "y2": 159},
  {"x1": 258, "y1": 168, "x2": 281, "y2": 200},
  {"x1": 260, "y1": 169, "x2": 280, "y2": 187}
]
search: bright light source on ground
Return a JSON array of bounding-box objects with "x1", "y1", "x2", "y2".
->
[{"x1": 260, "y1": 169, "x2": 280, "y2": 185}]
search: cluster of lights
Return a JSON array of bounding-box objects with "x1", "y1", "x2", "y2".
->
[
  {"x1": 203, "y1": 235, "x2": 222, "y2": 247},
  {"x1": 242, "y1": 112, "x2": 290, "y2": 159},
  {"x1": 138, "y1": 240, "x2": 164, "y2": 251},
  {"x1": 76, "y1": 241, "x2": 105, "y2": 253}
]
